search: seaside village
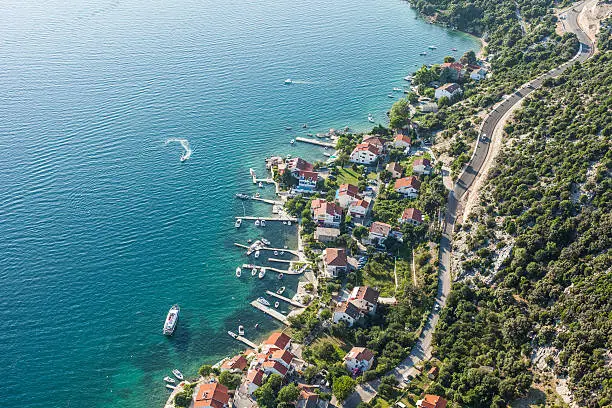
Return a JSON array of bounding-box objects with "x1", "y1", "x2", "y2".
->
[{"x1": 165, "y1": 53, "x2": 489, "y2": 408}]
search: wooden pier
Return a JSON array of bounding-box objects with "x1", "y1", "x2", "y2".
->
[
  {"x1": 250, "y1": 300, "x2": 290, "y2": 325},
  {"x1": 235, "y1": 215, "x2": 298, "y2": 222},
  {"x1": 265, "y1": 290, "x2": 306, "y2": 308},
  {"x1": 231, "y1": 333, "x2": 258, "y2": 349},
  {"x1": 295, "y1": 137, "x2": 335, "y2": 148}
]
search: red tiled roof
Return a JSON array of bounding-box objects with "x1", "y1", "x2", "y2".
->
[
  {"x1": 246, "y1": 369, "x2": 265, "y2": 386},
  {"x1": 263, "y1": 359, "x2": 288, "y2": 376},
  {"x1": 386, "y1": 162, "x2": 403, "y2": 174},
  {"x1": 270, "y1": 349, "x2": 295, "y2": 365},
  {"x1": 352, "y1": 142, "x2": 381, "y2": 156},
  {"x1": 394, "y1": 176, "x2": 421, "y2": 190},
  {"x1": 350, "y1": 286, "x2": 380, "y2": 304},
  {"x1": 413, "y1": 158, "x2": 431, "y2": 167},
  {"x1": 401, "y1": 208, "x2": 423, "y2": 223},
  {"x1": 419, "y1": 395, "x2": 448, "y2": 408},
  {"x1": 220, "y1": 354, "x2": 248, "y2": 371},
  {"x1": 194, "y1": 382, "x2": 230, "y2": 408},
  {"x1": 350, "y1": 199, "x2": 369, "y2": 210},
  {"x1": 394, "y1": 134, "x2": 412, "y2": 144},
  {"x1": 437, "y1": 83, "x2": 461, "y2": 93},
  {"x1": 299, "y1": 170, "x2": 319, "y2": 180},
  {"x1": 324, "y1": 248, "x2": 347, "y2": 267},
  {"x1": 345, "y1": 347, "x2": 374, "y2": 362},
  {"x1": 369, "y1": 221, "x2": 392, "y2": 237},
  {"x1": 286, "y1": 157, "x2": 313, "y2": 172},
  {"x1": 362, "y1": 135, "x2": 385, "y2": 148},
  {"x1": 335, "y1": 301, "x2": 361, "y2": 319},
  {"x1": 264, "y1": 332, "x2": 291, "y2": 350},
  {"x1": 338, "y1": 183, "x2": 361, "y2": 198},
  {"x1": 441, "y1": 62, "x2": 463, "y2": 71},
  {"x1": 312, "y1": 199, "x2": 342, "y2": 217}
]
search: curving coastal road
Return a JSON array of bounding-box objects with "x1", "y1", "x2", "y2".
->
[{"x1": 343, "y1": 4, "x2": 594, "y2": 406}]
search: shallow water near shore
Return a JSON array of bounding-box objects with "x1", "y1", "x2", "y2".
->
[{"x1": 0, "y1": 0, "x2": 477, "y2": 406}]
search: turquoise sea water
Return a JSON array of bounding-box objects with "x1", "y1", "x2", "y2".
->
[{"x1": 0, "y1": 0, "x2": 477, "y2": 406}]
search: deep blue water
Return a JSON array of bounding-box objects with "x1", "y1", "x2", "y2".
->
[{"x1": 0, "y1": 0, "x2": 477, "y2": 406}]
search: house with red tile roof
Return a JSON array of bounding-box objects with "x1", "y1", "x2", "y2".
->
[
  {"x1": 393, "y1": 134, "x2": 412, "y2": 151},
  {"x1": 349, "y1": 142, "x2": 381, "y2": 165},
  {"x1": 386, "y1": 161, "x2": 403, "y2": 179},
  {"x1": 348, "y1": 198, "x2": 369, "y2": 219},
  {"x1": 399, "y1": 207, "x2": 423, "y2": 226},
  {"x1": 194, "y1": 382, "x2": 231, "y2": 408},
  {"x1": 348, "y1": 286, "x2": 379, "y2": 315},
  {"x1": 394, "y1": 176, "x2": 421, "y2": 198},
  {"x1": 332, "y1": 301, "x2": 361, "y2": 327},
  {"x1": 262, "y1": 359, "x2": 288, "y2": 377},
  {"x1": 368, "y1": 221, "x2": 392, "y2": 243},
  {"x1": 336, "y1": 183, "x2": 362, "y2": 208},
  {"x1": 220, "y1": 354, "x2": 248, "y2": 373},
  {"x1": 413, "y1": 158, "x2": 432, "y2": 175},
  {"x1": 314, "y1": 227, "x2": 341, "y2": 243},
  {"x1": 440, "y1": 62, "x2": 465, "y2": 81},
  {"x1": 311, "y1": 199, "x2": 342, "y2": 227},
  {"x1": 297, "y1": 384, "x2": 329, "y2": 408},
  {"x1": 417, "y1": 394, "x2": 448, "y2": 408},
  {"x1": 344, "y1": 347, "x2": 375, "y2": 374},
  {"x1": 362, "y1": 135, "x2": 386, "y2": 151},
  {"x1": 434, "y1": 83, "x2": 462, "y2": 100},
  {"x1": 322, "y1": 248, "x2": 348, "y2": 278},
  {"x1": 267, "y1": 348, "x2": 295, "y2": 369},
  {"x1": 263, "y1": 332, "x2": 292, "y2": 352},
  {"x1": 244, "y1": 368, "x2": 265, "y2": 395}
]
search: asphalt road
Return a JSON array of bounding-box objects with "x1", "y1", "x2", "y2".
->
[{"x1": 342, "y1": 4, "x2": 594, "y2": 406}]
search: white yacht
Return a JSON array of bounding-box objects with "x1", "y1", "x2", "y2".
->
[
  {"x1": 254, "y1": 250, "x2": 260, "y2": 259},
  {"x1": 368, "y1": 114, "x2": 375, "y2": 123},
  {"x1": 278, "y1": 273, "x2": 283, "y2": 280},
  {"x1": 393, "y1": 87, "x2": 402, "y2": 92},
  {"x1": 235, "y1": 218, "x2": 242, "y2": 228},
  {"x1": 235, "y1": 267, "x2": 241, "y2": 278},
  {"x1": 257, "y1": 297, "x2": 270, "y2": 306},
  {"x1": 254, "y1": 219, "x2": 261, "y2": 227},
  {"x1": 287, "y1": 221, "x2": 291, "y2": 226},
  {"x1": 163, "y1": 305, "x2": 180, "y2": 336},
  {"x1": 166, "y1": 384, "x2": 176, "y2": 390},
  {"x1": 284, "y1": 79, "x2": 292, "y2": 85},
  {"x1": 290, "y1": 139, "x2": 295, "y2": 145},
  {"x1": 428, "y1": 45, "x2": 437, "y2": 49},
  {"x1": 172, "y1": 369, "x2": 184, "y2": 380},
  {"x1": 261, "y1": 238, "x2": 271, "y2": 246},
  {"x1": 258, "y1": 268, "x2": 266, "y2": 279},
  {"x1": 238, "y1": 325, "x2": 245, "y2": 336}
]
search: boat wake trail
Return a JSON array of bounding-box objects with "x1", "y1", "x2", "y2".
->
[
  {"x1": 290, "y1": 80, "x2": 315, "y2": 84},
  {"x1": 165, "y1": 138, "x2": 192, "y2": 162}
]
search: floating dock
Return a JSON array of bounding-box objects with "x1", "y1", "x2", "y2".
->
[
  {"x1": 250, "y1": 300, "x2": 290, "y2": 325},
  {"x1": 295, "y1": 137, "x2": 335, "y2": 148},
  {"x1": 265, "y1": 290, "x2": 306, "y2": 307}
]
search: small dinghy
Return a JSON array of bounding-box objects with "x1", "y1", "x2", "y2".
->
[
  {"x1": 251, "y1": 267, "x2": 258, "y2": 277},
  {"x1": 257, "y1": 297, "x2": 270, "y2": 306},
  {"x1": 172, "y1": 369, "x2": 184, "y2": 381},
  {"x1": 274, "y1": 301, "x2": 280, "y2": 309},
  {"x1": 277, "y1": 286, "x2": 286, "y2": 295},
  {"x1": 235, "y1": 267, "x2": 241, "y2": 278},
  {"x1": 164, "y1": 376, "x2": 176, "y2": 384},
  {"x1": 258, "y1": 268, "x2": 266, "y2": 279},
  {"x1": 238, "y1": 325, "x2": 245, "y2": 336}
]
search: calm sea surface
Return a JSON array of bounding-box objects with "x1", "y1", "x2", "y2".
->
[{"x1": 0, "y1": 0, "x2": 477, "y2": 406}]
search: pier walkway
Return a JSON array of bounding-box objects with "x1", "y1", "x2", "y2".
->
[
  {"x1": 251, "y1": 196, "x2": 283, "y2": 206},
  {"x1": 233, "y1": 243, "x2": 300, "y2": 257},
  {"x1": 250, "y1": 300, "x2": 290, "y2": 325},
  {"x1": 229, "y1": 333, "x2": 258, "y2": 349},
  {"x1": 265, "y1": 290, "x2": 306, "y2": 308},
  {"x1": 235, "y1": 215, "x2": 298, "y2": 222},
  {"x1": 296, "y1": 137, "x2": 335, "y2": 148}
]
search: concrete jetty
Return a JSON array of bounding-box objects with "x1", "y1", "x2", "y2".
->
[
  {"x1": 265, "y1": 290, "x2": 306, "y2": 307},
  {"x1": 296, "y1": 137, "x2": 335, "y2": 148},
  {"x1": 267, "y1": 258, "x2": 293, "y2": 264},
  {"x1": 232, "y1": 334, "x2": 258, "y2": 349},
  {"x1": 235, "y1": 215, "x2": 298, "y2": 222},
  {"x1": 250, "y1": 300, "x2": 290, "y2": 325},
  {"x1": 251, "y1": 196, "x2": 283, "y2": 205},
  {"x1": 233, "y1": 243, "x2": 300, "y2": 257}
]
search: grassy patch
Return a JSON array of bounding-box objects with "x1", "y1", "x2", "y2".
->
[
  {"x1": 336, "y1": 167, "x2": 360, "y2": 185},
  {"x1": 362, "y1": 255, "x2": 396, "y2": 297}
]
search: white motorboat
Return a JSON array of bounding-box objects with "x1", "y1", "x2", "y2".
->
[
  {"x1": 163, "y1": 305, "x2": 180, "y2": 336},
  {"x1": 420, "y1": 51, "x2": 427, "y2": 56},
  {"x1": 277, "y1": 286, "x2": 286, "y2": 295},
  {"x1": 452, "y1": 47, "x2": 457, "y2": 51},
  {"x1": 393, "y1": 87, "x2": 402, "y2": 92},
  {"x1": 235, "y1": 218, "x2": 242, "y2": 228},
  {"x1": 258, "y1": 182, "x2": 264, "y2": 188},
  {"x1": 274, "y1": 301, "x2": 280, "y2": 309},
  {"x1": 287, "y1": 221, "x2": 291, "y2": 226},
  {"x1": 283, "y1": 221, "x2": 287, "y2": 225},
  {"x1": 164, "y1": 376, "x2": 176, "y2": 384},
  {"x1": 404, "y1": 75, "x2": 413, "y2": 81},
  {"x1": 235, "y1": 267, "x2": 241, "y2": 278},
  {"x1": 251, "y1": 267, "x2": 257, "y2": 277},
  {"x1": 258, "y1": 268, "x2": 266, "y2": 279},
  {"x1": 280, "y1": 251, "x2": 284, "y2": 255},
  {"x1": 238, "y1": 325, "x2": 245, "y2": 336},
  {"x1": 254, "y1": 250, "x2": 260, "y2": 259},
  {"x1": 290, "y1": 139, "x2": 295, "y2": 145},
  {"x1": 260, "y1": 220, "x2": 266, "y2": 227},
  {"x1": 278, "y1": 273, "x2": 283, "y2": 280},
  {"x1": 302, "y1": 123, "x2": 308, "y2": 128},
  {"x1": 257, "y1": 297, "x2": 270, "y2": 306},
  {"x1": 274, "y1": 250, "x2": 278, "y2": 256},
  {"x1": 428, "y1": 45, "x2": 437, "y2": 49},
  {"x1": 261, "y1": 238, "x2": 271, "y2": 246},
  {"x1": 228, "y1": 330, "x2": 238, "y2": 338},
  {"x1": 172, "y1": 369, "x2": 184, "y2": 380},
  {"x1": 166, "y1": 384, "x2": 176, "y2": 390},
  {"x1": 284, "y1": 79, "x2": 292, "y2": 84},
  {"x1": 254, "y1": 219, "x2": 260, "y2": 227},
  {"x1": 388, "y1": 94, "x2": 394, "y2": 98},
  {"x1": 368, "y1": 114, "x2": 374, "y2": 123}
]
